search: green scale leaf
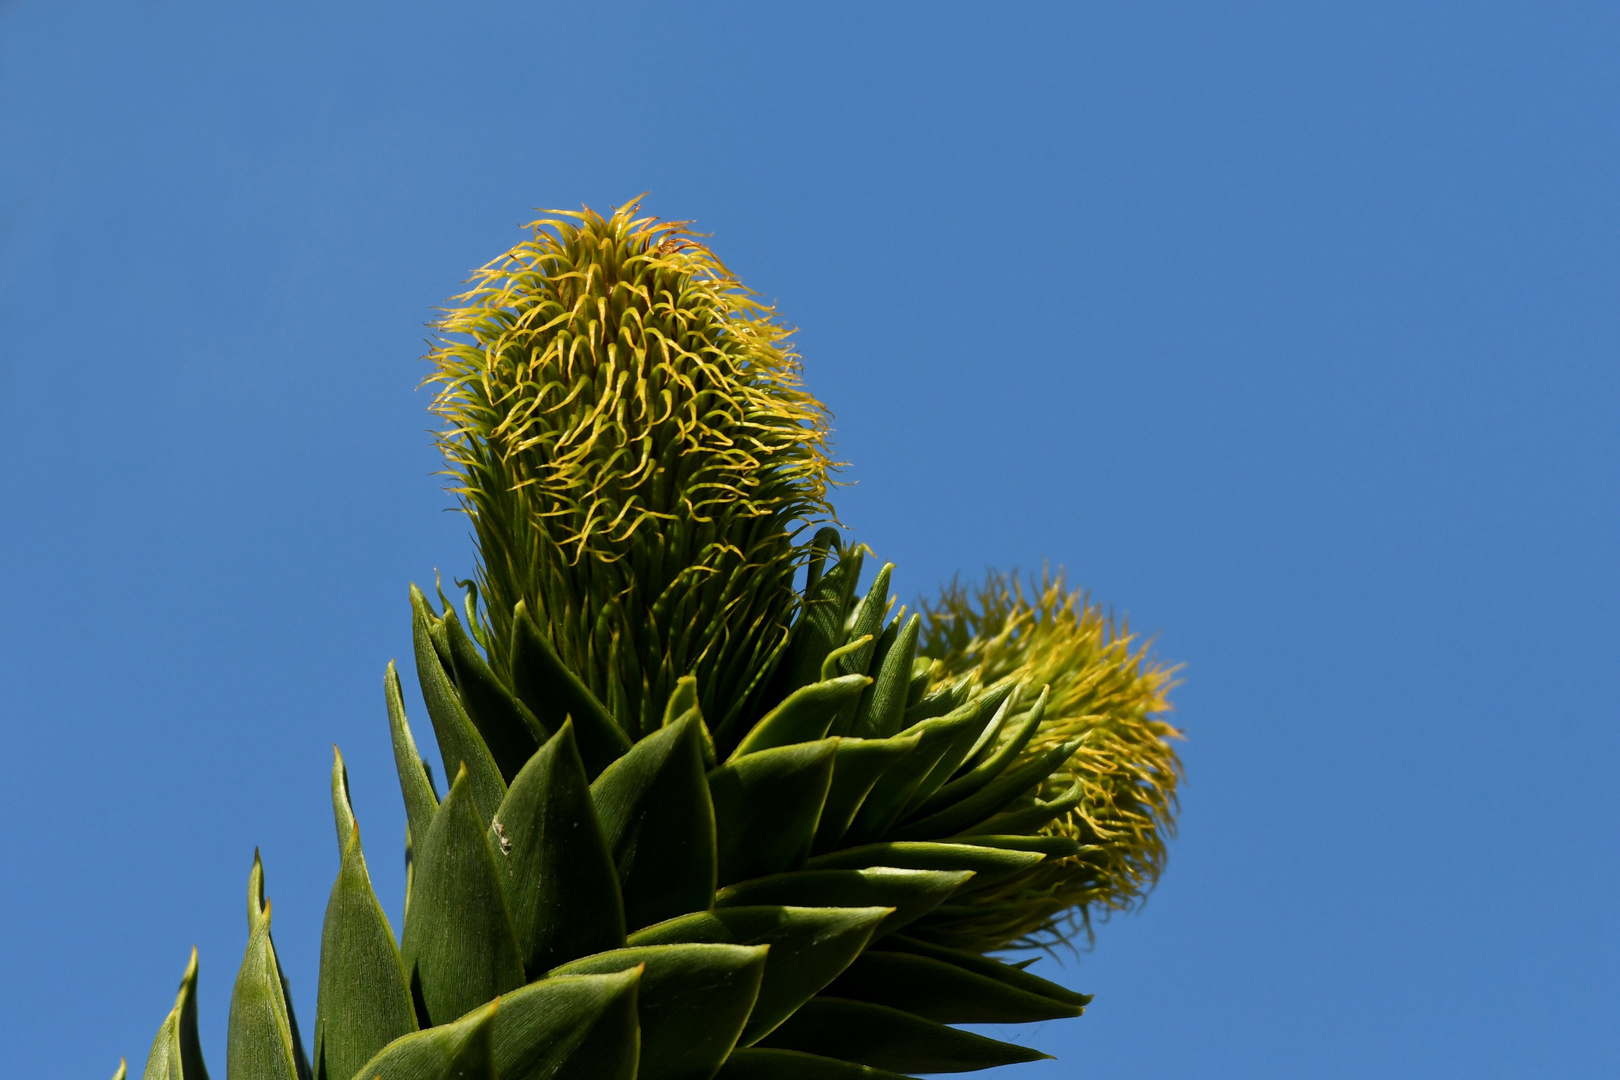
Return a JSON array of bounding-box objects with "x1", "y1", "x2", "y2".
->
[
  {"x1": 351, "y1": 999, "x2": 496, "y2": 1080},
  {"x1": 490, "y1": 971, "x2": 641, "y2": 1080},
  {"x1": 590, "y1": 714, "x2": 717, "y2": 931},
  {"x1": 493, "y1": 720, "x2": 626, "y2": 975},
  {"x1": 411, "y1": 588, "x2": 507, "y2": 826},
  {"x1": 142, "y1": 948, "x2": 209, "y2": 1080},
  {"x1": 227, "y1": 855, "x2": 309, "y2": 1080},
  {"x1": 709, "y1": 739, "x2": 838, "y2": 886},
  {"x1": 715, "y1": 867, "x2": 973, "y2": 940},
  {"x1": 628, "y1": 905, "x2": 890, "y2": 1046},
  {"x1": 551, "y1": 944, "x2": 767, "y2": 1080},
  {"x1": 756, "y1": 998, "x2": 1049, "y2": 1075},
  {"x1": 400, "y1": 766, "x2": 525, "y2": 1028},
  {"x1": 822, "y1": 951, "x2": 1085, "y2": 1024},
  {"x1": 314, "y1": 749, "x2": 416, "y2": 1080}
]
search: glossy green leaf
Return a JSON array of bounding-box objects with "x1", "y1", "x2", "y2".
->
[
  {"x1": 509, "y1": 600, "x2": 631, "y2": 778},
  {"x1": 628, "y1": 905, "x2": 890, "y2": 1046},
  {"x1": 591, "y1": 714, "x2": 717, "y2": 930},
  {"x1": 551, "y1": 944, "x2": 767, "y2": 1080},
  {"x1": 441, "y1": 607, "x2": 548, "y2": 783},
  {"x1": 823, "y1": 951, "x2": 1085, "y2": 1023},
  {"x1": 845, "y1": 706, "x2": 985, "y2": 843},
  {"x1": 717, "y1": 1048, "x2": 918, "y2": 1080},
  {"x1": 882, "y1": 936, "x2": 1092, "y2": 1007},
  {"x1": 896, "y1": 683, "x2": 1017, "y2": 819},
  {"x1": 710, "y1": 739, "x2": 837, "y2": 885},
  {"x1": 494, "y1": 720, "x2": 626, "y2": 975},
  {"x1": 351, "y1": 999, "x2": 496, "y2": 1080},
  {"x1": 838, "y1": 564, "x2": 892, "y2": 676},
  {"x1": 959, "y1": 779, "x2": 1085, "y2": 836},
  {"x1": 845, "y1": 614, "x2": 918, "y2": 741},
  {"x1": 491, "y1": 971, "x2": 641, "y2": 1080},
  {"x1": 892, "y1": 739, "x2": 1083, "y2": 841},
  {"x1": 804, "y1": 842, "x2": 1043, "y2": 888},
  {"x1": 315, "y1": 750, "x2": 416, "y2": 1080},
  {"x1": 729, "y1": 676, "x2": 869, "y2": 759},
  {"x1": 661, "y1": 675, "x2": 717, "y2": 767},
  {"x1": 942, "y1": 833, "x2": 1083, "y2": 859},
  {"x1": 411, "y1": 587, "x2": 507, "y2": 825},
  {"x1": 142, "y1": 948, "x2": 209, "y2": 1080},
  {"x1": 908, "y1": 689, "x2": 1048, "y2": 818},
  {"x1": 385, "y1": 662, "x2": 440, "y2": 858},
  {"x1": 228, "y1": 857, "x2": 301, "y2": 1080},
  {"x1": 810, "y1": 734, "x2": 920, "y2": 854},
  {"x1": 757, "y1": 998, "x2": 1048, "y2": 1074},
  {"x1": 400, "y1": 766, "x2": 525, "y2": 1027},
  {"x1": 715, "y1": 868, "x2": 973, "y2": 939}
]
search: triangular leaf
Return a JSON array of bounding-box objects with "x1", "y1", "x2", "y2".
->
[
  {"x1": 628, "y1": 905, "x2": 890, "y2": 1046},
  {"x1": 891, "y1": 739, "x2": 1082, "y2": 841},
  {"x1": 729, "y1": 677, "x2": 869, "y2": 760},
  {"x1": 441, "y1": 607, "x2": 547, "y2": 783},
  {"x1": 882, "y1": 936, "x2": 1092, "y2": 1007},
  {"x1": 591, "y1": 715, "x2": 717, "y2": 931},
  {"x1": 845, "y1": 706, "x2": 985, "y2": 844},
  {"x1": 509, "y1": 600, "x2": 631, "y2": 778},
  {"x1": 315, "y1": 750, "x2": 417, "y2": 1080},
  {"x1": 495, "y1": 721, "x2": 626, "y2": 975},
  {"x1": 810, "y1": 734, "x2": 920, "y2": 854},
  {"x1": 715, "y1": 868, "x2": 973, "y2": 939},
  {"x1": 400, "y1": 766, "x2": 525, "y2": 1027},
  {"x1": 491, "y1": 971, "x2": 641, "y2": 1080},
  {"x1": 845, "y1": 614, "x2": 918, "y2": 741},
  {"x1": 710, "y1": 739, "x2": 837, "y2": 885},
  {"x1": 384, "y1": 662, "x2": 440, "y2": 859},
  {"x1": 823, "y1": 951, "x2": 1085, "y2": 1023},
  {"x1": 142, "y1": 947, "x2": 209, "y2": 1080},
  {"x1": 351, "y1": 999, "x2": 497, "y2": 1080},
  {"x1": 804, "y1": 842, "x2": 1043, "y2": 888},
  {"x1": 411, "y1": 587, "x2": 507, "y2": 826},
  {"x1": 227, "y1": 856, "x2": 301, "y2": 1080},
  {"x1": 550, "y1": 944, "x2": 767, "y2": 1080},
  {"x1": 756, "y1": 998, "x2": 1048, "y2": 1074},
  {"x1": 716, "y1": 1048, "x2": 918, "y2": 1080}
]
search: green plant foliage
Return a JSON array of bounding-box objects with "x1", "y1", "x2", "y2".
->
[{"x1": 127, "y1": 201, "x2": 1184, "y2": 1080}]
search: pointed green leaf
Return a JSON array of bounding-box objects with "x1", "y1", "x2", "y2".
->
[
  {"x1": 441, "y1": 607, "x2": 548, "y2": 783},
  {"x1": 804, "y1": 843, "x2": 1043, "y2": 888},
  {"x1": 228, "y1": 857, "x2": 300, "y2": 1080},
  {"x1": 839, "y1": 565, "x2": 892, "y2": 674},
  {"x1": 591, "y1": 715, "x2": 717, "y2": 931},
  {"x1": 717, "y1": 1048, "x2": 919, "y2": 1080},
  {"x1": 715, "y1": 868, "x2": 973, "y2": 939},
  {"x1": 823, "y1": 951, "x2": 1085, "y2": 1023},
  {"x1": 385, "y1": 662, "x2": 439, "y2": 858},
  {"x1": 351, "y1": 999, "x2": 496, "y2": 1080},
  {"x1": 114, "y1": 1060, "x2": 129, "y2": 1080},
  {"x1": 810, "y1": 734, "x2": 920, "y2": 854},
  {"x1": 779, "y1": 543, "x2": 863, "y2": 692},
  {"x1": 550, "y1": 944, "x2": 767, "y2": 1080},
  {"x1": 901, "y1": 680, "x2": 1020, "y2": 820},
  {"x1": 315, "y1": 750, "x2": 416, "y2": 1080},
  {"x1": 142, "y1": 948, "x2": 209, "y2": 1080},
  {"x1": 491, "y1": 971, "x2": 641, "y2": 1080},
  {"x1": 509, "y1": 600, "x2": 631, "y2": 778},
  {"x1": 845, "y1": 614, "x2": 918, "y2": 741},
  {"x1": 661, "y1": 675, "x2": 716, "y2": 768},
  {"x1": 882, "y1": 936, "x2": 1092, "y2": 1007},
  {"x1": 411, "y1": 587, "x2": 507, "y2": 825},
  {"x1": 628, "y1": 905, "x2": 890, "y2": 1047},
  {"x1": 908, "y1": 689, "x2": 1048, "y2": 818},
  {"x1": 400, "y1": 766, "x2": 525, "y2": 1027},
  {"x1": 959, "y1": 778, "x2": 1086, "y2": 836},
  {"x1": 756, "y1": 998, "x2": 1048, "y2": 1074},
  {"x1": 845, "y1": 705, "x2": 985, "y2": 844},
  {"x1": 710, "y1": 739, "x2": 837, "y2": 885},
  {"x1": 494, "y1": 720, "x2": 626, "y2": 975},
  {"x1": 940, "y1": 833, "x2": 1083, "y2": 859},
  {"x1": 892, "y1": 738, "x2": 1082, "y2": 841},
  {"x1": 729, "y1": 676, "x2": 869, "y2": 760}
]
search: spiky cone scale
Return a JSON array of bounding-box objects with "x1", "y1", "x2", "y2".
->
[{"x1": 426, "y1": 201, "x2": 835, "y2": 740}]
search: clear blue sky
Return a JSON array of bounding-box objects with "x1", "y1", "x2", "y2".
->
[{"x1": 3, "y1": 3, "x2": 1616, "y2": 1077}]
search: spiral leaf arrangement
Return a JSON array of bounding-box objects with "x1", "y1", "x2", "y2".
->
[{"x1": 118, "y1": 202, "x2": 1181, "y2": 1080}]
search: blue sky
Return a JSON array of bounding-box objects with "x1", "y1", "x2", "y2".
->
[{"x1": 2, "y1": 3, "x2": 1617, "y2": 1077}]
